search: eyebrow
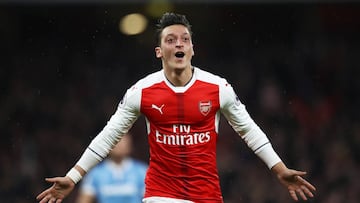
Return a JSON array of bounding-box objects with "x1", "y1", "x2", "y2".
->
[{"x1": 164, "y1": 32, "x2": 191, "y2": 38}]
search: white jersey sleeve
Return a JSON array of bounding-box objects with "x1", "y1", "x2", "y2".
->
[
  {"x1": 219, "y1": 80, "x2": 281, "y2": 169},
  {"x1": 75, "y1": 84, "x2": 142, "y2": 172}
]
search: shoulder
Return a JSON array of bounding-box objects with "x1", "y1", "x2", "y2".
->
[
  {"x1": 194, "y1": 67, "x2": 228, "y2": 86},
  {"x1": 194, "y1": 67, "x2": 240, "y2": 108},
  {"x1": 134, "y1": 70, "x2": 164, "y2": 89},
  {"x1": 124, "y1": 69, "x2": 163, "y2": 98},
  {"x1": 121, "y1": 70, "x2": 163, "y2": 107}
]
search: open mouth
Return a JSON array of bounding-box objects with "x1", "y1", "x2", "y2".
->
[{"x1": 175, "y1": 52, "x2": 185, "y2": 58}]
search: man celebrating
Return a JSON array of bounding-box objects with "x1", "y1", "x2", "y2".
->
[{"x1": 37, "y1": 12, "x2": 315, "y2": 203}]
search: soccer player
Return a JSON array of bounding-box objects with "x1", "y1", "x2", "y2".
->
[
  {"x1": 36, "y1": 12, "x2": 316, "y2": 203},
  {"x1": 76, "y1": 133, "x2": 147, "y2": 203}
]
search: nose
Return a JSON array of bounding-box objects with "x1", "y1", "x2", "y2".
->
[{"x1": 175, "y1": 39, "x2": 183, "y2": 47}]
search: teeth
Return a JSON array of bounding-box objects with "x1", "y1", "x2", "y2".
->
[{"x1": 175, "y1": 52, "x2": 185, "y2": 58}]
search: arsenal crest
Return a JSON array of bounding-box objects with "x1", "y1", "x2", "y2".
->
[{"x1": 199, "y1": 100, "x2": 212, "y2": 116}]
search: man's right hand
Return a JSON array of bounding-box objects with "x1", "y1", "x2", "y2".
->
[{"x1": 36, "y1": 176, "x2": 75, "y2": 203}]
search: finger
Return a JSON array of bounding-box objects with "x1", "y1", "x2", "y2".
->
[
  {"x1": 38, "y1": 196, "x2": 47, "y2": 203},
  {"x1": 36, "y1": 188, "x2": 50, "y2": 200},
  {"x1": 45, "y1": 177, "x2": 60, "y2": 183},
  {"x1": 38, "y1": 194, "x2": 51, "y2": 203},
  {"x1": 301, "y1": 185, "x2": 314, "y2": 198},
  {"x1": 50, "y1": 197, "x2": 57, "y2": 203},
  {"x1": 297, "y1": 188, "x2": 307, "y2": 201},
  {"x1": 56, "y1": 199, "x2": 63, "y2": 203},
  {"x1": 293, "y1": 170, "x2": 307, "y2": 176},
  {"x1": 296, "y1": 176, "x2": 316, "y2": 191},
  {"x1": 289, "y1": 190, "x2": 298, "y2": 201},
  {"x1": 36, "y1": 192, "x2": 45, "y2": 200}
]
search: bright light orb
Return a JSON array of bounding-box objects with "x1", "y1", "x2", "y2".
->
[{"x1": 119, "y1": 13, "x2": 148, "y2": 35}]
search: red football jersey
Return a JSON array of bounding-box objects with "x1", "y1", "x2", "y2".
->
[
  {"x1": 83, "y1": 67, "x2": 278, "y2": 203},
  {"x1": 120, "y1": 67, "x2": 228, "y2": 202},
  {"x1": 141, "y1": 80, "x2": 221, "y2": 202}
]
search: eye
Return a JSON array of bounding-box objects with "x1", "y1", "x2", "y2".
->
[
  {"x1": 166, "y1": 38, "x2": 175, "y2": 43},
  {"x1": 183, "y1": 37, "x2": 190, "y2": 42}
]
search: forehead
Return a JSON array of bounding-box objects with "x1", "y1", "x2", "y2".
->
[{"x1": 161, "y1": 24, "x2": 191, "y2": 38}]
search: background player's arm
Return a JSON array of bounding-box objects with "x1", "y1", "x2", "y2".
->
[{"x1": 76, "y1": 192, "x2": 96, "y2": 203}]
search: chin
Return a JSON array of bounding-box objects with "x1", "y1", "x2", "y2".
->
[
  {"x1": 174, "y1": 62, "x2": 190, "y2": 69},
  {"x1": 174, "y1": 66, "x2": 189, "y2": 72},
  {"x1": 165, "y1": 61, "x2": 189, "y2": 71}
]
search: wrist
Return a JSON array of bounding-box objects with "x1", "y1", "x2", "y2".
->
[
  {"x1": 66, "y1": 168, "x2": 83, "y2": 184},
  {"x1": 255, "y1": 144, "x2": 282, "y2": 169},
  {"x1": 271, "y1": 161, "x2": 287, "y2": 176}
]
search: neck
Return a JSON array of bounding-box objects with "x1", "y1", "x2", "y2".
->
[{"x1": 163, "y1": 66, "x2": 193, "y2": 87}]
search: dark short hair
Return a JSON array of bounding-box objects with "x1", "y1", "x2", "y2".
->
[{"x1": 155, "y1": 12, "x2": 192, "y2": 46}]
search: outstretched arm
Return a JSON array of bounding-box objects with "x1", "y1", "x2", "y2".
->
[
  {"x1": 36, "y1": 86, "x2": 140, "y2": 202},
  {"x1": 271, "y1": 162, "x2": 316, "y2": 201},
  {"x1": 219, "y1": 81, "x2": 316, "y2": 201}
]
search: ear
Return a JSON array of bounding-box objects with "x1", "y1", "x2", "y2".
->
[{"x1": 155, "y1": 47, "x2": 162, "y2": 58}]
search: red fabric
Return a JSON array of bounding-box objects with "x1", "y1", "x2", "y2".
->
[{"x1": 141, "y1": 80, "x2": 223, "y2": 202}]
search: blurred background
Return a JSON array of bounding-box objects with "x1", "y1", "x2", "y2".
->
[{"x1": 1, "y1": 0, "x2": 359, "y2": 202}]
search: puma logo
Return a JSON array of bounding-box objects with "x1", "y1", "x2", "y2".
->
[{"x1": 151, "y1": 104, "x2": 164, "y2": 115}]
